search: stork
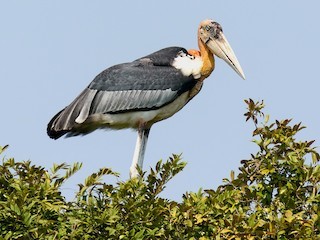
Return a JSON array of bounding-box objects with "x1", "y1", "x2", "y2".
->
[{"x1": 47, "y1": 19, "x2": 245, "y2": 178}]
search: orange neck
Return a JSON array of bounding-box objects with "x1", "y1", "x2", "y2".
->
[{"x1": 198, "y1": 37, "x2": 215, "y2": 79}]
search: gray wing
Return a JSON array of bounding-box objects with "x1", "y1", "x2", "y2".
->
[{"x1": 47, "y1": 47, "x2": 197, "y2": 139}]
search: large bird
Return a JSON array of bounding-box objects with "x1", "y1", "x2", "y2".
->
[{"x1": 47, "y1": 19, "x2": 245, "y2": 178}]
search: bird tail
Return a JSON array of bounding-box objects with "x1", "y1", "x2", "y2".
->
[
  {"x1": 47, "y1": 108, "x2": 70, "y2": 139},
  {"x1": 47, "y1": 88, "x2": 97, "y2": 139}
]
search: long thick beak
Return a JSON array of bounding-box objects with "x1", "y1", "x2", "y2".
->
[{"x1": 206, "y1": 33, "x2": 245, "y2": 80}]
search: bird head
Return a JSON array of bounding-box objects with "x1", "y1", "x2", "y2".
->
[{"x1": 198, "y1": 19, "x2": 245, "y2": 80}]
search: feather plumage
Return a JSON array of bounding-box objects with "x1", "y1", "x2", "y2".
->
[{"x1": 47, "y1": 47, "x2": 199, "y2": 139}]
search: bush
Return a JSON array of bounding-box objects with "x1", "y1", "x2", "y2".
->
[{"x1": 0, "y1": 99, "x2": 319, "y2": 239}]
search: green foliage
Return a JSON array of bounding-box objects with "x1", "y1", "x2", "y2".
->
[
  {"x1": 0, "y1": 99, "x2": 319, "y2": 239},
  {"x1": 0, "y1": 148, "x2": 82, "y2": 239}
]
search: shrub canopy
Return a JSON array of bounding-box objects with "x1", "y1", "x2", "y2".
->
[{"x1": 0, "y1": 99, "x2": 319, "y2": 239}]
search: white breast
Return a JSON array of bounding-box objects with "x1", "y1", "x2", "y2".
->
[{"x1": 172, "y1": 52, "x2": 203, "y2": 79}]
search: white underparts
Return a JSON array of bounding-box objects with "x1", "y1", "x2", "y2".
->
[{"x1": 172, "y1": 52, "x2": 203, "y2": 79}]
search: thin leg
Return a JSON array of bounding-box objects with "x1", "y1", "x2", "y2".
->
[{"x1": 130, "y1": 127, "x2": 150, "y2": 178}]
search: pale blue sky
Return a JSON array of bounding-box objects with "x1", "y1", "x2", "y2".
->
[{"x1": 1, "y1": 1, "x2": 319, "y2": 201}]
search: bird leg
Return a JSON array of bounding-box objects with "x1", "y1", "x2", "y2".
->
[{"x1": 130, "y1": 125, "x2": 150, "y2": 178}]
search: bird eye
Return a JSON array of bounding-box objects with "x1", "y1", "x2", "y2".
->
[
  {"x1": 212, "y1": 22, "x2": 223, "y2": 32},
  {"x1": 206, "y1": 22, "x2": 222, "y2": 39}
]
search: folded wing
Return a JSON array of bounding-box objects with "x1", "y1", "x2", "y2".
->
[{"x1": 47, "y1": 47, "x2": 197, "y2": 139}]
